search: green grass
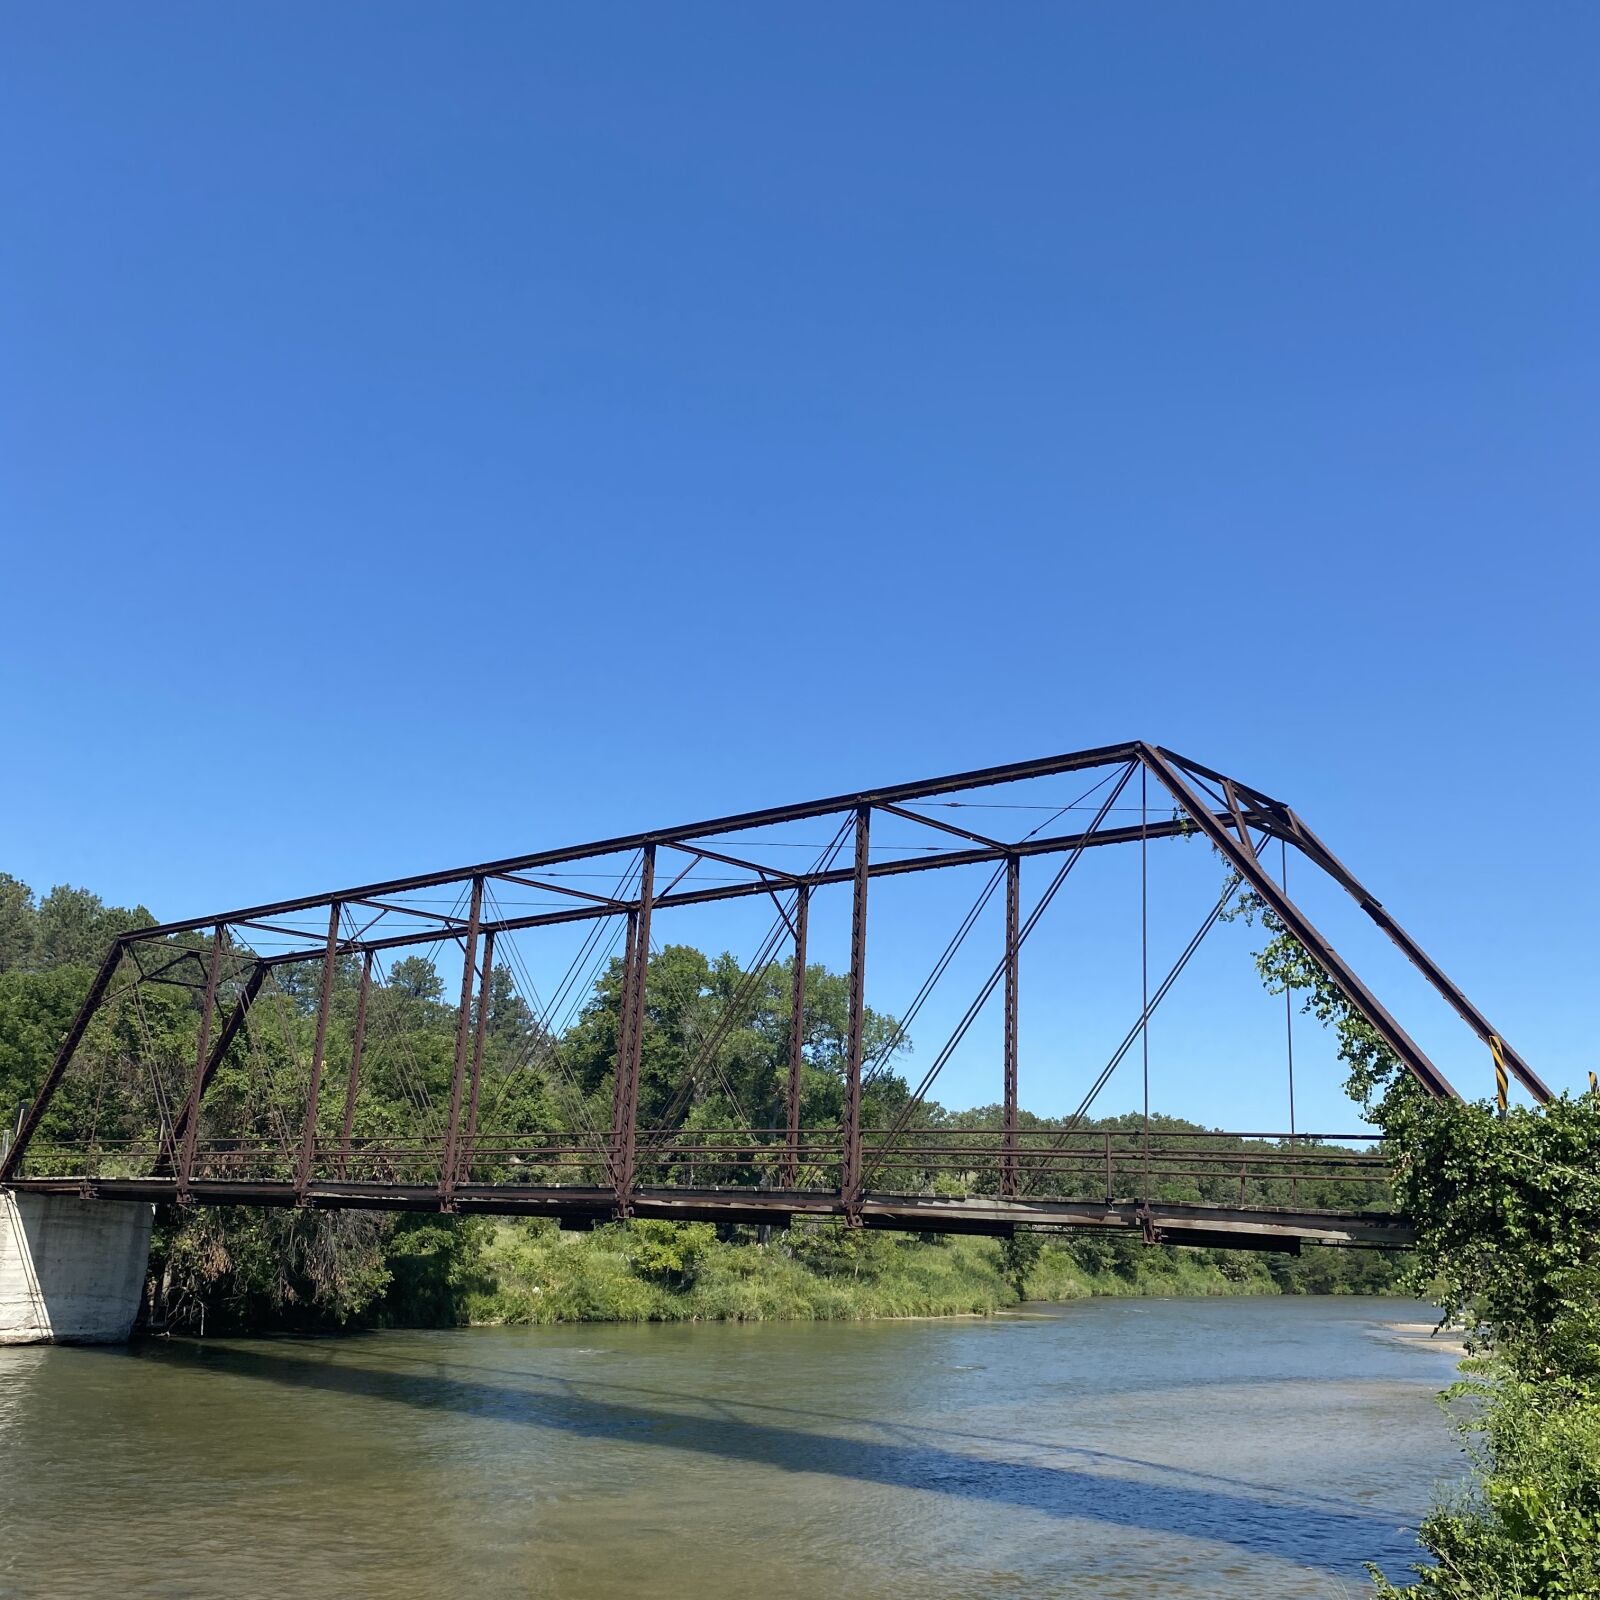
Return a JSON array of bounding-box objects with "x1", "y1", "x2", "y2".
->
[
  {"x1": 463, "y1": 1222, "x2": 1004, "y2": 1323},
  {"x1": 446, "y1": 1219, "x2": 1379, "y2": 1327}
]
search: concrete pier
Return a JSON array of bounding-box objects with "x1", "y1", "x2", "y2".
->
[{"x1": 0, "y1": 1191, "x2": 152, "y2": 1344}]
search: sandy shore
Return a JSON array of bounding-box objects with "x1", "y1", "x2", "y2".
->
[{"x1": 1379, "y1": 1319, "x2": 1469, "y2": 1358}]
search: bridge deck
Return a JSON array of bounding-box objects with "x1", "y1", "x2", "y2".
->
[{"x1": 2, "y1": 1176, "x2": 1411, "y2": 1253}]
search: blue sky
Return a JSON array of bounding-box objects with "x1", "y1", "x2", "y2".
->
[{"x1": 3, "y1": 5, "x2": 1596, "y2": 1127}]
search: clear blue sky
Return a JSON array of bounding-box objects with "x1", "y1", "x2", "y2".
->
[{"x1": 3, "y1": 5, "x2": 1596, "y2": 1127}]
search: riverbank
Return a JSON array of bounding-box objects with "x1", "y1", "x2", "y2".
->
[
  {"x1": 373, "y1": 1216, "x2": 1405, "y2": 1329},
  {"x1": 1379, "y1": 1319, "x2": 1468, "y2": 1358}
]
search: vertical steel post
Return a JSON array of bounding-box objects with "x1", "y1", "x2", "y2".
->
[
  {"x1": 1001, "y1": 855, "x2": 1020, "y2": 1199},
  {"x1": 783, "y1": 887, "x2": 809, "y2": 1191},
  {"x1": 440, "y1": 877, "x2": 484, "y2": 1205},
  {"x1": 460, "y1": 930, "x2": 496, "y2": 1186},
  {"x1": 1281, "y1": 839, "x2": 1298, "y2": 1206},
  {"x1": 611, "y1": 904, "x2": 641, "y2": 1184},
  {"x1": 176, "y1": 925, "x2": 228, "y2": 1193},
  {"x1": 1140, "y1": 765, "x2": 1151, "y2": 1202},
  {"x1": 337, "y1": 949, "x2": 373, "y2": 1180},
  {"x1": 612, "y1": 846, "x2": 654, "y2": 1213},
  {"x1": 841, "y1": 804, "x2": 870, "y2": 1215},
  {"x1": 295, "y1": 904, "x2": 343, "y2": 1198}
]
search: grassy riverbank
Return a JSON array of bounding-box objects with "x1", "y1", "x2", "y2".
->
[{"x1": 373, "y1": 1216, "x2": 1401, "y2": 1329}]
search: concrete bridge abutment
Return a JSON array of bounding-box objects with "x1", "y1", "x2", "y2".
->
[{"x1": 0, "y1": 1190, "x2": 152, "y2": 1344}]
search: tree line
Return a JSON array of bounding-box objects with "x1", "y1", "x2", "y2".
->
[{"x1": 0, "y1": 869, "x2": 1398, "y2": 1329}]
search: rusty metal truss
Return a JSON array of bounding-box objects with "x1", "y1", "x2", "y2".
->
[{"x1": 0, "y1": 743, "x2": 1548, "y2": 1249}]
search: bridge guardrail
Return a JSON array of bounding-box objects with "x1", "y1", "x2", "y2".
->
[{"x1": 16, "y1": 1126, "x2": 1392, "y2": 1215}]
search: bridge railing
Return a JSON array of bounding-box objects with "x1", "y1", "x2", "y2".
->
[
  {"x1": 14, "y1": 1126, "x2": 1392, "y2": 1213},
  {"x1": 448, "y1": 1126, "x2": 1392, "y2": 1211},
  {"x1": 858, "y1": 1127, "x2": 1391, "y2": 1210},
  {"x1": 611, "y1": 1127, "x2": 1391, "y2": 1210}
]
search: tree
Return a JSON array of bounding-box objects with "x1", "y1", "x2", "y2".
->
[
  {"x1": 486, "y1": 962, "x2": 540, "y2": 1045},
  {"x1": 388, "y1": 955, "x2": 444, "y2": 1001},
  {"x1": 0, "y1": 875, "x2": 36, "y2": 972},
  {"x1": 33, "y1": 883, "x2": 153, "y2": 969},
  {"x1": 999, "y1": 1230, "x2": 1043, "y2": 1299},
  {"x1": 1230, "y1": 875, "x2": 1600, "y2": 1598},
  {"x1": 0, "y1": 966, "x2": 88, "y2": 1120},
  {"x1": 0, "y1": 877, "x2": 152, "y2": 975},
  {"x1": 559, "y1": 941, "x2": 913, "y2": 1150},
  {"x1": 624, "y1": 1220, "x2": 716, "y2": 1288}
]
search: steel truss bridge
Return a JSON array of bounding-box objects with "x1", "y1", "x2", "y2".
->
[{"x1": 1, "y1": 743, "x2": 1550, "y2": 1254}]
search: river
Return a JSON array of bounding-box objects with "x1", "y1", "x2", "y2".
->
[{"x1": 0, "y1": 1296, "x2": 1464, "y2": 1599}]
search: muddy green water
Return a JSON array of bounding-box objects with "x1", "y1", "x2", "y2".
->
[{"x1": 0, "y1": 1297, "x2": 1464, "y2": 1599}]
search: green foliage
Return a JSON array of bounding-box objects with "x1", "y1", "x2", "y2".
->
[
  {"x1": 1384, "y1": 1094, "x2": 1600, "y2": 1379},
  {"x1": 998, "y1": 1230, "x2": 1043, "y2": 1297},
  {"x1": 1227, "y1": 876, "x2": 1600, "y2": 1598},
  {"x1": 785, "y1": 1219, "x2": 896, "y2": 1279},
  {"x1": 1227, "y1": 888, "x2": 1416, "y2": 1117},
  {"x1": 1365, "y1": 1097, "x2": 1600, "y2": 1598},
  {"x1": 387, "y1": 955, "x2": 444, "y2": 1001},
  {"x1": 1371, "y1": 1378, "x2": 1600, "y2": 1600},
  {"x1": 0, "y1": 965, "x2": 94, "y2": 1117},
  {"x1": 1, "y1": 859, "x2": 1399, "y2": 1335},
  {"x1": 0, "y1": 875, "x2": 35, "y2": 972},
  {"x1": 556, "y1": 942, "x2": 910, "y2": 1142},
  {"x1": 374, "y1": 1216, "x2": 496, "y2": 1327},
  {"x1": 461, "y1": 1220, "x2": 1301, "y2": 1326},
  {"x1": 153, "y1": 1205, "x2": 393, "y2": 1334},
  {"x1": 623, "y1": 1220, "x2": 717, "y2": 1287},
  {"x1": 0, "y1": 875, "x2": 154, "y2": 976}
]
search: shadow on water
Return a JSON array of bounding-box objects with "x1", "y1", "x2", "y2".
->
[
  {"x1": 363, "y1": 1346, "x2": 1409, "y2": 1520},
  {"x1": 108, "y1": 1338, "x2": 1421, "y2": 1575}
]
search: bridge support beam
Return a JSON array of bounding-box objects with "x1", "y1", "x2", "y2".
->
[
  {"x1": 0, "y1": 1191, "x2": 152, "y2": 1345},
  {"x1": 611, "y1": 846, "x2": 655, "y2": 1216},
  {"x1": 1001, "y1": 855, "x2": 1021, "y2": 1198},
  {"x1": 440, "y1": 879, "x2": 484, "y2": 1207},
  {"x1": 337, "y1": 950, "x2": 373, "y2": 1180},
  {"x1": 840, "y1": 805, "x2": 869, "y2": 1220},
  {"x1": 783, "y1": 887, "x2": 808, "y2": 1191},
  {"x1": 460, "y1": 930, "x2": 495, "y2": 1188},
  {"x1": 296, "y1": 904, "x2": 344, "y2": 1200}
]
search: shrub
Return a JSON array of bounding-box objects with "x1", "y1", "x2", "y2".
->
[
  {"x1": 623, "y1": 1220, "x2": 717, "y2": 1288},
  {"x1": 1372, "y1": 1378, "x2": 1600, "y2": 1599}
]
